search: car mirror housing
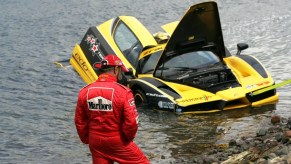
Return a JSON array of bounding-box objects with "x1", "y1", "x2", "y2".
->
[
  {"x1": 236, "y1": 43, "x2": 249, "y2": 56},
  {"x1": 124, "y1": 68, "x2": 136, "y2": 78}
]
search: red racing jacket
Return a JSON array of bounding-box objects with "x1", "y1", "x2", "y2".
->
[{"x1": 75, "y1": 73, "x2": 139, "y2": 144}]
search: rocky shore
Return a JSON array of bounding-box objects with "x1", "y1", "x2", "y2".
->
[{"x1": 189, "y1": 115, "x2": 291, "y2": 164}]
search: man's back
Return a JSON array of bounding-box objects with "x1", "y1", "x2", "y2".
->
[{"x1": 76, "y1": 73, "x2": 138, "y2": 140}]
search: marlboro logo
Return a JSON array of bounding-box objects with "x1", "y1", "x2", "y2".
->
[{"x1": 87, "y1": 96, "x2": 113, "y2": 111}]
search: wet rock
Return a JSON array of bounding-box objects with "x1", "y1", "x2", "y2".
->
[
  {"x1": 256, "y1": 158, "x2": 266, "y2": 164},
  {"x1": 268, "y1": 126, "x2": 282, "y2": 133},
  {"x1": 208, "y1": 149, "x2": 217, "y2": 155},
  {"x1": 281, "y1": 136, "x2": 290, "y2": 144},
  {"x1": 275, "y1": 133, "x2": 283, "y2": 142},
  {"x1": 233, "y1": 149, "x2": 241, "y2": 154},
  {"x1": 271, "y1": 115, "x2": 281, "y2": 124},
  {"x1": 221, "y1": 151, "x2": 250, "y2": 164},
  {"x1": 216, "y1": 152, "x2": 228, "y2": 161},
  {"x1": 235, "y1": 139, "x2": 245, "y2": 147},
  {"x1": 257, "y1": 128, "x2": 267, "y2": 137},
  {"x1": 269, "y1": 156, "x2": 283, "y2": 163},
  {"x1": 202, "y1": 156, "x2": 216, "y2": 164},
  {"x1": 287, "y1": 117, "x2": 291, "y2": 129},
  {"x1": 263, "y1": 139, "x2": 278, "y2": 150},
  {"x1": 254, "y1": 140, "x2": 262, "y2": 146},
  {"x1": 192, "y1": 157, "x2": 203, "y2": 164},
  {"x1": 284, "y1": 130, "x2": 291, "y2": 138},
  {"x1": 275, "y1": 145, "x2": 288, "y2": 156},
  {"x1": 281, "y1": 155, "x2": 288, "y2": 162},
  {"x1": 248, "y1": 142, "x2": 256, "y2": 148},
  {"x1": 244, "y1": 137, "x2": 250, "y2": 143},
  {"x1": 225, "y1": 147, "x2": 240, "y2": 156},
  {"x1": 228, "y1": 139, "x2": 237, "y2": 147},
  {"x1": 231, "y1": 139, "x2": 247, "y2": 151},
  {"x1": 267, "y1": 153, "x2": 277, "y2": 159},
  {"x1": 287, "y1": 152, "x2": 291, "y2": 164}
]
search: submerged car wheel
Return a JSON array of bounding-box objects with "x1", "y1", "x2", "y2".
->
[{"x1": 134, "y1": 89, "x2": 148, "y2": 106}]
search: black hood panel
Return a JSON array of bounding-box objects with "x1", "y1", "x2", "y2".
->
[{"x1": 160, "y1": 2, "x2": 226, "y2": 60}]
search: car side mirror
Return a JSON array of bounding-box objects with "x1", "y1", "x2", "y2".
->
[
  {"x1": 124, "y1": 68, "x2": 136, "y2": 79},
  {"x1": 236, "y1": 43, "x2": 249, "y2": 56}
]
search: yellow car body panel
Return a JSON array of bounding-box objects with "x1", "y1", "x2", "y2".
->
[
  {"x1": 224, "y1": 56, "x2": 274, "y2": 87},
  {"x1": 97, "y1": 16, "x2": 157, "y2": 74},
  {"x1": 70, "y1": 16, "x2": 157, "y2": 84},
  {"x1": 161, "y1": 21, "x2": 178, "y2": 35},
  {"x1": 70, "y1": 44, "x2": 98, "y2": 84},
  {"x1": 119, "y1": 16, "x2": 157, "y2": 47}
]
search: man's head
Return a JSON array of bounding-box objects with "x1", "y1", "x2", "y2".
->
[{"x1": 94, "y1": 54, "x2": 129, "y2": 79}]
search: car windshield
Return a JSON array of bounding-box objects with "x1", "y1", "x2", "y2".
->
[
  {"x1": 139, "y1": 50, "x2": 161, "y2": 74},
  {"x1": 154, "y1": 51, "x2": 221, "y2": 78},
  {"x1": 139, "y1": 50, "x2": 221, "y2": 75},
  {"x1": 162, "y1": 51, "x2": 220, "y2": 69}
]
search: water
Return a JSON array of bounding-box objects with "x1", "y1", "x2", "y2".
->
[{"x1": 0, "y1": 0, "x2": 290, "y2": 163}]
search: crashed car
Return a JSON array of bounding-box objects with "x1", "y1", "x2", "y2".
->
[{"x1": 70, "y1": 1, "x2": 278, "y2": 113}]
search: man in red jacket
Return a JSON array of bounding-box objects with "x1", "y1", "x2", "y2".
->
[{"x1": 75, "y1": 54, "x2": 149, "y2": 164}]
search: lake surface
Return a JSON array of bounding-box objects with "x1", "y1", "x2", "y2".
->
[{"x1": 0, "y1": 0, "x2": 290, "y2": 163}]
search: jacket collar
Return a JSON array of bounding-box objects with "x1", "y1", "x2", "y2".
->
[{"x1": 97, "y1": 73, "x2": 117, "y2": 82}]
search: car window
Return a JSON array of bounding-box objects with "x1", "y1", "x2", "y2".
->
[
  {"x1": 114, "y1": 22, "x2": 142, "y2": 67},
  {"x1": 163, "y1": 51, "x2": 220, "y2": 69},
  {"x1": 139, "y1": 50, "x2": 161, "y2": 74}
]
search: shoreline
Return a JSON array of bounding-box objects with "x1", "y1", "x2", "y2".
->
[{"x1": 189, "y1": 115, "x2": 291, "y2": 163}]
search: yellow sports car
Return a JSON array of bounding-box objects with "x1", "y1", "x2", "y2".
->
[{"x1": 70, "y1": 2, "x2": 278, "y2": 113}]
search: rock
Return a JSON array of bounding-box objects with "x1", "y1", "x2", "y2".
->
[
  {"x1": 220, "y1": 151, "x2": 250, "y2": 164},
  {"x1": 254, "y1": 140, "x2": 262, "y2": 146},
  {"x1": 269, "y1": 156, "x2": 283, "y2": 163},
  {"x1": 275, "y1": 133, "x2": 283, "y2": 142},
  {"x1": 257, "y1": 128, "x2": 267, "y2": 137},
  {"x1": 192, "y1": 158, "x2": 203, "y2": 163},
  {"x1": 268, "y1": 126, "x2": 282, "y2": 133},
  {"x1": 217, "y1": 152, "x2": 228, "y2": 160},
  {"x1": 275, "y1": 145, "x2": 288, "y2": 156},
  {"x1": 287, "y1": 152, "x2": 291, "y2": 164},
  {"x1": 267, "y1": 153, "x2": 277, "y2": 160},
  {"x1": 284, "y1": 130, "x2": 291, "y2": 138},
  {"x1": 226, "y1": 148, "x2": 240, "y2": 155},
  {"x1": 256, "y1": 158, "x2": 266, "y2": 164},
  {"x1": 240, "y1": 144, "x2": 249, "y2": 151},
  {"x1": 287, "y1": 117, "x2": 291, "y2": 129},
  {"x1": 208, "y1": 149, "x2": 217, "y2": 155},
  {"x1": 245, "y1": 137, "x2": 255, "y2": 147},
  {"x1": 271, "y1": 115, "x2": 281, "y2": 124},
  {"x1": 229, "y1": 139, "x2": 237, "y2": 147},
  {"x1": 236, "y1": 139, "x2": 245, "y2": 147},
  {"x1": 202, "y1": 156, "x2": 216, "y2": 164},
  {"x1": 281, "y1": 136, "x2": 290, "y2": 144}
]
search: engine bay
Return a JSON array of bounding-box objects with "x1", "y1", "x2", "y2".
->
[{"x1": 174, "y1": 66, "x2": 240, "y2": 93}]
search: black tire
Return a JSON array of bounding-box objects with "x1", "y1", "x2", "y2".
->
[{"x1": 134, "y1": 89, "x2": 148, "y2": 107}]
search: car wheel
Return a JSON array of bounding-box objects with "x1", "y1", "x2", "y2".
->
[{"x1": 134, "y1": 89, "x2": 148, "y2": 106}]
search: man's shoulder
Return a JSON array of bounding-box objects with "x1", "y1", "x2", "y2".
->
[
  {"x1": 115, "y1": 83, "x2": 132, "y2": 92},
  {"x1": 79, "y1": 82, "x2": 95, "y2": 92},
  {"x1": 79, "y1": 81, "x2": 132, "y2": 93}
]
